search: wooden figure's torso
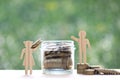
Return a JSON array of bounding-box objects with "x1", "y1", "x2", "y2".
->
[
  {"x1": 78, "y1": 38, "x2": 87, "y2": 53},
  {"x1": 23, "y1": 48, "x2": 35, "y2": 66}
]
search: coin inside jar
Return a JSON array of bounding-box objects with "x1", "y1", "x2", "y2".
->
[
  {"x1": 44, "y1": 46, "x2": 72, "y2": 69},
  {"x1": 41, "y1": 41, "x2": 75, "y2": 74}
]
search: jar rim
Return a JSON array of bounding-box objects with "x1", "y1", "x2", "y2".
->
[
  {"x1": 42, "y1": 40, "x2": 74, "y2": 42},
  {"x1": 40, "y1": 40, "x2": 75, "y2": 49},
  {"x1": 42, "y1": 40, "x2": 74, "y2": 44}
]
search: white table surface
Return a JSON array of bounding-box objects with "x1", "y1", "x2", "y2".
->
[{"x1": 0, "y1": 70, "x2": 120, "y2": 80}]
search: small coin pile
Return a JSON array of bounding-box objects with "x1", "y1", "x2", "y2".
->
[
  {"x1": 77, "y1": 63, "x2": 120, "y2": 75},
  {"x1": 43, "y1": 46, "x2": 72, "y2": 70}
]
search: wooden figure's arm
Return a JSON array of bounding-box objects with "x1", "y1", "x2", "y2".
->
[
  {"x1": 86, "y1": 39, "x2": 91, "y2": 49},
  {"x1": 31, "y1": 39, "x2": 41, "y2": 52},
  {"x1": 20, "y1": 49, "x2": 25, "y2": 59},
  {"x1": 71, "y1": 36, "x2": 78, "y2": 42},
  {"x1": 32, "y1": 46, "x2": 39, "y2": 52}
]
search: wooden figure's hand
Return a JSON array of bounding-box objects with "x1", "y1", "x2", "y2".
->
[
  {"x1": 71, "y1": 36, "x2": 78, "y2": 42},
  {"x1": 31, "y1": 39, "x2": 41, "y2": 51},
  {"x1": 32, "y1": 46, "x2": 39, "y2": 52},
  {"x1": 31, "y1": 39, "x2": 41, "y2": 49}
]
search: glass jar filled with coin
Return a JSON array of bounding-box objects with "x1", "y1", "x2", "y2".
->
[{"x1": 40, "y1": 40, "x2": 75, "y2": 74}]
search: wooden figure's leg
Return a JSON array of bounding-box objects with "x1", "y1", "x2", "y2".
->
[
  {"x1": 80, "y1": 52, "x2": 82, "y2": 64},
  {"x1": 25, "y1": 54, "x2": 28, "y2": 75},
  {"x1": 29, "y1": 53, "x2": 32, "y2": 75},
  {"x1": 30, "y1": 52, "x2": 35, "y2": 75},
  {"x1": 25, "y1": 65, "x2": 28, "y2": 75},
  {"x1": 79, "y1": 47, "x2": 82, "y2": 64},
  {"x1": 25, "y1": 53, "x2": 28, "y2": 75},
  {"x1": 30, "y1": 65, "x2": 32, "y2": 75},
  {"x1": 83, "y1": 48, "x2": 86, "y2": 64}
]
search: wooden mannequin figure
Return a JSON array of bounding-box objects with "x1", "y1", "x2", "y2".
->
[
  {"x1": 20, "y1": 40, "x2": 40, "y2": 75},
  {"x1": 71, "y1": 30, "x2": 91, "y2": 64}
]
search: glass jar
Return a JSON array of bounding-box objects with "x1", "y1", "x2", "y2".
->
[{"x1": 40, "y1": 40, "x2": 75, "y2": 75}]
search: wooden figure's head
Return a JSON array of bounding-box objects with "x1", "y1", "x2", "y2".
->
[
  {"x1": 79, "y1": 31, "x2": 86, "y2": 38},
  {"x1": 23, "y1": 41, "x2": 33, "y2": 48}
]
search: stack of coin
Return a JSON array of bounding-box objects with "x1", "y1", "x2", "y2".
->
[
  {"x1": 84, "y1": 69, "x2": 95, "y2": 75},
  {"x1": 77, "y1": 63, "x2": 89, "y2": 74},
  {"x1": 77, "y1": 63, "x2": 120, "y2": 75}
]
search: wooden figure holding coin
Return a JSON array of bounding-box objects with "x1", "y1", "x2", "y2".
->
[
  {"x1": 71, "y1": 30, "x2": 91, "y2": 64},
  {"x1": 20, "y1": 39, "x2": 41, "y2": 75}
]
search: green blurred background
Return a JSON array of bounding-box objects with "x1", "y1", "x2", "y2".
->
[{"x1": 0, "y1": 0, "x2": 120, "y2": 69}]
